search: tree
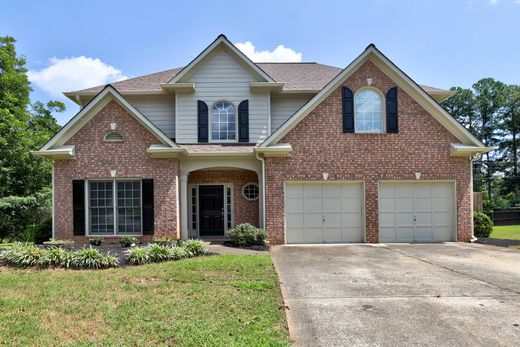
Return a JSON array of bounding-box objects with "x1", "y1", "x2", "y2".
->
[
  {"x1": 497, "y1": 85, "x2": 520, "y2": 201},
  {"x1": 442, "y1": 87, "x2": 477, "y2": 135},
  {"x1": 0, "y1": 36, "x2": 64, "y2": 197},
  {"x1": 472, "y1": 78, "x2": 507, "y2": 199}
]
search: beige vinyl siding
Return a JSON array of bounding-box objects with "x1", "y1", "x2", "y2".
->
[
  {"x1": 270, "y1": 95, "x2": 311, "y2": 132},
  {"x1": 176, "y1": 48, "x2": 269, "y2": 143},
  {"x1": 125, "y1": 95, "x2": 176, "y2": 138}
]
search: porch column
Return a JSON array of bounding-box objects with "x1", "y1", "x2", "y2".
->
[
  {"x1": 180, "y1": 171, "x2": 189, "y2": 240},
  {"x1": 257, "y1": 169, "x2": 265, "y2": 229}
]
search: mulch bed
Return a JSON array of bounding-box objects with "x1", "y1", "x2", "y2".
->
[{"x1": 474, "y1": 237, "x2": 520, "y2": 247}]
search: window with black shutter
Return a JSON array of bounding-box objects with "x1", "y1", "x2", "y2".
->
[
  {"x1": 386, "y1": 87, "x2": 398, "y2": 133},
  {"x1": 342, "y1": 86, "x2": 354, "y2": 133}
]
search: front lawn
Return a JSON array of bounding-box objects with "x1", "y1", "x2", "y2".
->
[
  {"x1": 0, "y1": 254, "x2": 290, "y2": 346},
  {"x1": 490, "y1": 225, "x2": 520, "y2": 240}
]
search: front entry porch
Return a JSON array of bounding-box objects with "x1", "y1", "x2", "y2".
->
[{"x1": 186, "y1": 169, "x2": 260, "y2": 238}]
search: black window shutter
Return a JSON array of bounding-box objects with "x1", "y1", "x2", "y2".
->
[
  {"x1": 197, "y1": 100, "x2": 208, "y2": 143},
  {"x1": 386, "y1": 87, "x2": 398, "y2": 133},
  {"x1": 238, "y1": 100, "x2": 249, "y2": 143},
  {"x1": 72, "y1": 180, "x2": 85, "y2": 236},
  {"x1": 142, "y1": 179, "x2": 154, "y2": 235},
  {"x1": 342, "y1": 86, "x2": 354, "y2": 133}
]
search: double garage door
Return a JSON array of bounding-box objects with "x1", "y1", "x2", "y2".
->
[{"x1": 284, "y1": 181, "x2": 454, "y2": 244}]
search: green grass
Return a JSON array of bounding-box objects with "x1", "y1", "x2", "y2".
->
[
  {"x1": 0, "y1": 255, "x2": 290, "y2": 347},
  {"x1": 491, "y1": 225, "x2": 520, "y2": 240}
]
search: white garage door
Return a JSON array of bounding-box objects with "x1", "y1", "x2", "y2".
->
[
  {"x1": 285, "y1": 182, "x2": 363, "y2": 243},
  {"x1": 379, "y1": 182, "x2": 455, "y2": 242}
]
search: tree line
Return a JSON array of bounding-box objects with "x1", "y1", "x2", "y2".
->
[{"x1": 442, "y1": 79, "x2": 520, "y2": 210}]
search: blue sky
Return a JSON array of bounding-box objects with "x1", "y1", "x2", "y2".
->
[{"x1": 1, "y1": 0, "x2": 519, "y2": 124}]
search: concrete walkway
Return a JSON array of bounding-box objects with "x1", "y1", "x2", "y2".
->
[{"x1": 271, "y1": 243, "x2": 520, "y2": 347}]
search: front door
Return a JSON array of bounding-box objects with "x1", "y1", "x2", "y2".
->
[{"x1": 199, "y1": 185, "x2": 224, "y2": 236}]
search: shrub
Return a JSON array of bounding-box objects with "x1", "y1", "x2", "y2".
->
[
  {"x1": 0, "y1": 190, "x2": 51, "y2": 242},
  {"x1": 170, "y1": 246, "x2": 190, "y2": 260},
  {"x1": 31, "y1": 217, "x2": 53, "y2": 244},
  {"x1": 225, "y1": 224, "x2": 266, "y2": 247},
  {"x1": 183, "y1": 239, "x2": 207, "y2": 256},
  {"x1": 0, "y1": 243, "x2": 46, "y2": 267},
  {"x1": 38, "y1": 247, "x2": 68, "y2": 267},
  {"x1": 119, "y1": 236, "x2": 138, "y2": 247},
  {"x1": 148, "y1": 244, "x2": 172, "y2": 262},
  {"x1": 474, "y1": 211, "x2": 493, "y2": 238},
  {"x1": 89, "y1": 237, "x2": 103, "y2": 246},
  {"x1": 67, "y1": 247, "x2": 118, "y2": 269},
  {"x1": 43, "y1": 239, "x2": 75, "y2": 249},
  {"x1": 126, "y1": 246, "x2": 151, "y2": 265}
]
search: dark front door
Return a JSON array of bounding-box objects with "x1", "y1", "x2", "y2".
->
[{"x1": 199, "y1": 185, "x2": 224, "y2": 236}]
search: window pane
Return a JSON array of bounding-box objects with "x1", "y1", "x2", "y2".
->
[
  {"x1": 354, "y1": 90, "x2": 383, "y2": 132},
  {"x1": 89, "y1": 181, "x2": 114, "y2": 235},
  {"x1": 116, "y1": 181, "x2": 141, "y2": 235},
  {"x1": 211, "y1": 101, "x2": 236, "y2": 141}
]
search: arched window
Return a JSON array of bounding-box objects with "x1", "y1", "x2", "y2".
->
[
  {"x1": 354, "y1": 89, "x2": 383, "y2": 132},
  {"x1": 104, "y1": 132, "x2": 124, "y2": 142},
  {"x1": 211, "y1": 101, "x2": 236, "y2": 141}
]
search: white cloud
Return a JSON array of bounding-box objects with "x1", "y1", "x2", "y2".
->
[
  {"x1": 488, "y1": 0, "x2": 498, "y2": 4},
  {"x1": 28, "y1": 56, "x2": 128, "y2": 98},
  {"x1": 234, "y1": 41, "x2": 302, "y2": 62}
]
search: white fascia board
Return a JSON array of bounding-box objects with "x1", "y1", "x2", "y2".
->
[
  {"x1": 147, "y1": 144, "x2": 186, "y2": 158},
  {"x1": 254, "y1": 143, "x2": 293, "y2": 157},
  {"x1": 160, "y1": 83, "x2": 195, "y2": 93},
  {"x1": 31, "y1": 145, "x2": 75, "y2": 160},
  {"x1": 168, "y1": 35, "x2": 275, "y2": 84},
  {"x1": 42, "y1": 86, "x2": 179, "y2": 152},
  {"x1": 250, "y1": 82, "x2": 284, "y2": 93},
  {"x1": 450, "y1": 143, "x2": 493, "y2": 156},
  {"x1": 260, "y1": 46, "x2": 486, "y2": 149}
]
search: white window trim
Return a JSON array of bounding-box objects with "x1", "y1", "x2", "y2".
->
[
  {"x1": 187, "y1": 183, "x2": 234, "y2": 237},
  {"x1": 354, "y1": 87, "x2": 386, "y2": 133},
  {"x1": 85, "y1": 178, "x2": 143, "y2": 237},
  {"x1": 103, "y1": 131, "x2": 124, "y2": 142},
  {"x1": 242, "y1": 182, "x2": 259, "y2": 201},
  {"x1": 209, "y1": 100, "x2": 238, "y2": 143}
]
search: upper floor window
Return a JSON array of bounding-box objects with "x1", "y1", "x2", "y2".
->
[
  {"x1": 354, "y1": 89, "x2": 383, "y2": 132},
  {"x1": 211, "y1": 101, "x2": 236, "y2": 141}
]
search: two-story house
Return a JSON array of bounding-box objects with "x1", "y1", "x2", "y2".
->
[{"x1": 33, "y1": 35, "x2": 490, "y2": 244}]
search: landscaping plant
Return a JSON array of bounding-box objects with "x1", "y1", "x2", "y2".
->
[
  {"x1": 184, "y1": 239, "x2": 207, "y2": 256},
  {"x1": 119, "y1": 236, "x2": 138, "y2": 247},
  {"x1": 67, "y1": 247, "x2": 118, "y2": 269},
  {"x1": 0, "y1": 242, "x2": 45, "y2": 267},
  {"x1": 89, "y1": 236, "x2": 103, "y2": 246},
  {"x1": 226, "y1": 223, "x2": 266, "y2": 247},
  {"x1": 38, "y1": 246, "x2": 68, "y2": 267},
  {"x1": 473, "y1": 211, "x2": 493, "y2": 238},
  {"x1": 126, "y1": 246, "x2": 151, "y2": 265}
]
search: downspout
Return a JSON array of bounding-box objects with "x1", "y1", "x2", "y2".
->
[
  {"x1": 470, "y1": 155, "x2": 477, "y2": 242},
  {"x1": 51, "y1": 163, "x2": 55, "y2": 239},
  {"x1": 256, "y1": 152, "x2": 266, "y2": 229}
]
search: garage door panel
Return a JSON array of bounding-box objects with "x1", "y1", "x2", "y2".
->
[
  {"x1": 379, "y1": 212, "x2": 396, "y2": 227},
  {"x1": 286, "y1": 213, "x2": 304, "y2": 227},
  {"x1": 343, "y1": 228, "x2": 363, "y2": 242},
  {"x1": 380, "y1": 228, "x2": 397, "y2": 242},
  {"x1": 285, "y1": 182, "x2": 363, "y2": 243},
  {"x1": 396, "y1": 227, "x2": 414, "y2": 242},
  {"x1": 286, "y1": 198, "x2": 303, "y2": 213},
  {"x1": 342, "y1": 184, "x2": 362, "y2": 198},
  {"x1": 379, "y1": 182, "x2": 454, "y2": 242},
  {"x1": 304, "y1": 227, "x2": 322, "y2": 242},
  {"x1": 323, "y1": 198, "x2": 341, "y2": 211},
  {"x1": 379, "y1": 197, "x2": 395, "y2": 211}
]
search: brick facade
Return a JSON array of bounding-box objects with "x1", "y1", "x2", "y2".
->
[
  {"x1": 188, "y1": 169, "x2": 259, "y2": 228},
  {"x1": 264, "y1": 61, "x2": 472, "y2": 245},
  {"x1": 54, "y1": 100, "x2": 179, "y2": 243}
]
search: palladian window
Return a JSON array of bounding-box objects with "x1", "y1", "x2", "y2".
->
[
  {"x1": 211, "y1": 101, "x2": 236, "y2": 141},
  {"x1": 354, "y1": 89, "x2": 383, "y2": 132}
]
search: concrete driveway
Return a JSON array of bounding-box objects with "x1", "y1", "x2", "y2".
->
[{"x1": 271, "y1": 243, "x2": 520, "y2": 346}]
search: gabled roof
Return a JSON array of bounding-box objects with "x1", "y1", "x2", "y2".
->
[
  {"x1": 168, "y1": 34, "x2": 275, "y2": 84},
  {"x1": 38, "y1": 85, "x2": 179, "y2": 152},
  {"x1": 260, "y1": 44, "x2": 488, "y2": 150}
]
